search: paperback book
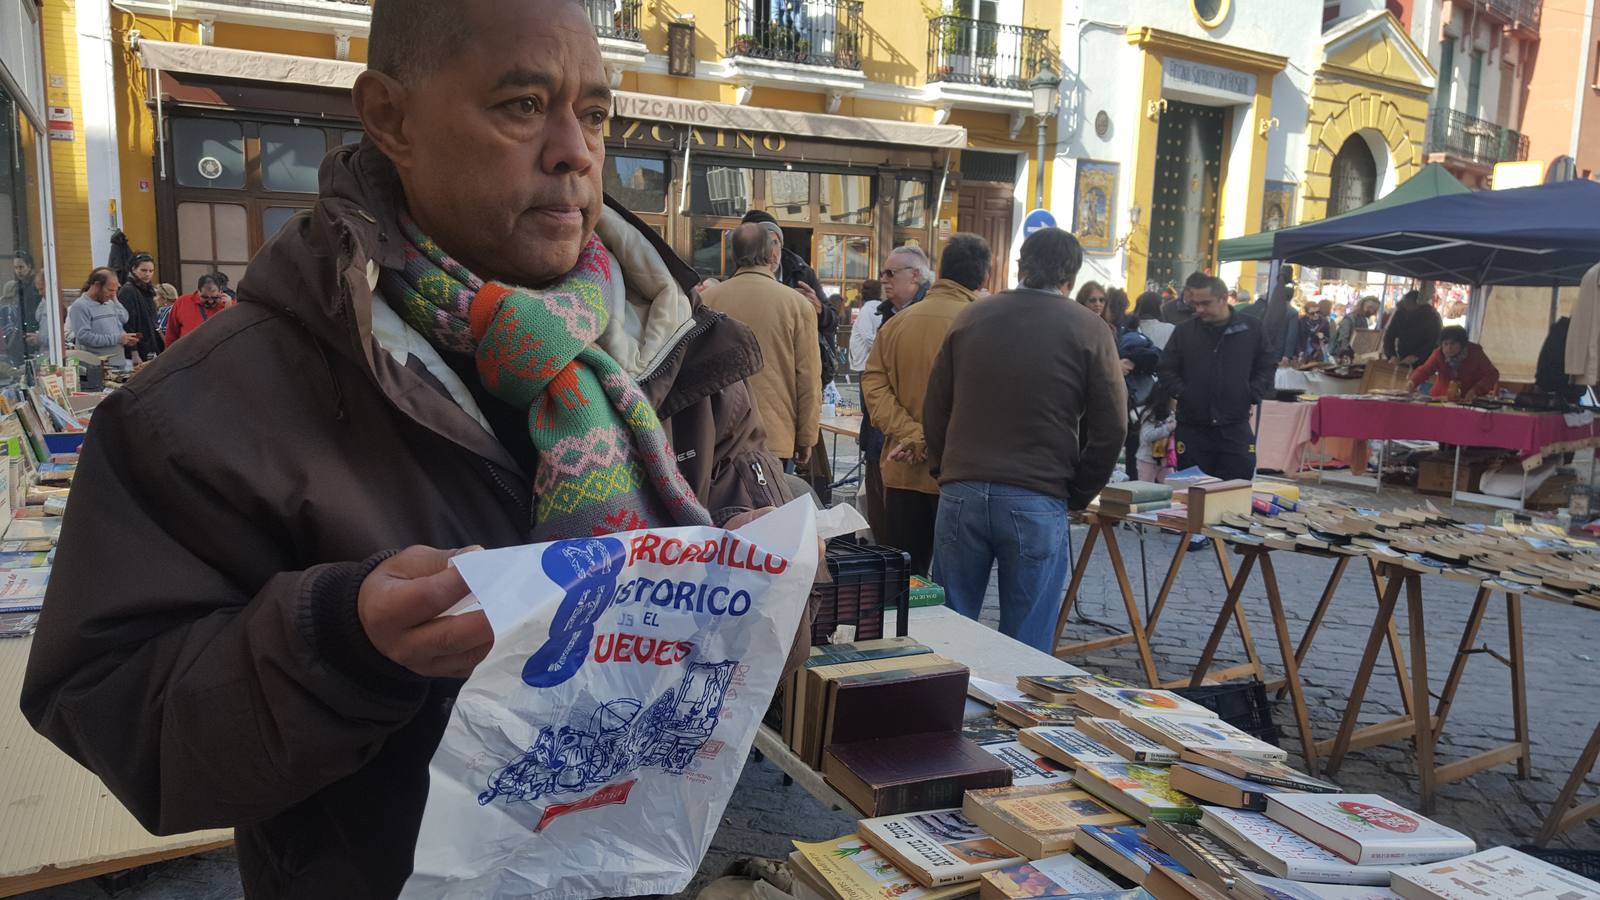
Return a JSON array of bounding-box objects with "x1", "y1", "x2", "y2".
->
[
  {"x1": 1264, "y1": 795, "x2": 1474, "y2": 866},
  {"x1": 978, "y1": 853, "x2": 1130, "y2": 900},
  {"x1": 977, "y1": 740, "x2": 1073, "y2": 788},
  {"x1": 1389, "y1": 846, "x2": 1600, "y2": 900},
  {"x1": 857, "y1": 809, "x2": 1028, "y2": 888},
  {"x1": 1199, "y1": 808, "x2": 1397, "y2": 885},
  {"x1": 1076, "y1": 718, "x2": 1181, "y2": 764},
  {"x1": 1073, "y1": 684, "x2": 1217, "y2": 721},
  {"x1": 995, "y1": 700, "x2": 1086, "y2": 729},
  {"x1": 1073, "y1": 762, "x2": 1200, "y2": 824},
  {"x1": 790, "y1": 836, "x2": 976, "y2": 900},
  {"x1": 1017, "y1": 726, "x2": 1127, "y2": 769},
  {"x1": 1075, "y1": 825, "x2": 1190, "y2": 884},
  {"x1": 1179, "y1": 751, "x2": 1339, "y2": 794},
  {"x1": 963, "y1": 784, "x2": 1134, "y2": 859}
]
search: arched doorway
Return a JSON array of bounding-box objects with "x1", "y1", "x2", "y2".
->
[{"x1": 1328, "y1": 134, "x2": 1378, "y2": 216}]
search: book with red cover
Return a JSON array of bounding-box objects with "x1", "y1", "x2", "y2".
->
[
  {"x1": 822, "y1": 662, "x2": 970, "y2": 750},
  {"x1": 823, "y1": 732, "x2": 1012, "y2": 817}
]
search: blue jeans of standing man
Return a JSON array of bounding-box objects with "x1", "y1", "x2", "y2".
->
[{"x1": 932, "y1": 481, "x2": 1072, "y2": 652}]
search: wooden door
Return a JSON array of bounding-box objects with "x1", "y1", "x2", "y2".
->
[
  {"x1": 957, "y1": 181, "x2": 1014, "y2": 291},
  {"x1": 1147, "y1": 100, "x2": 1225, "y2": 290}
]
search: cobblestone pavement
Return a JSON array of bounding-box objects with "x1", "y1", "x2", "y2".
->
[{"x1": 22, "y1": 470, "x2": 1600, "y2": 897}]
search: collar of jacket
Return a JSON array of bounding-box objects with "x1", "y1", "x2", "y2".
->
[
  {"x1": 232, "y1": 141, "x2": 761, "y2": 471},
  {"x1": 731, "y1": 266, "x2": 778, "y2": 282},
  {"x1": 920, "y1": 279, "x2": 978, "y2": 306}
]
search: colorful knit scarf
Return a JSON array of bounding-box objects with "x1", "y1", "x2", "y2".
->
[{"x1": 385, "y1": 216, "x2": 711, "y2": 539}]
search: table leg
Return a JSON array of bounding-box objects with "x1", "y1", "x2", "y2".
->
[
  {"x1": 1052, "y1": 521, "x2": 1101, "y2": 655},
  {"x1": 1369, "y1": 557, "x2": 1415, "y2": 718},
  {"x1": 1208, "y1": 540, "x2": 1262, "y2": 679},
  {"x1": 1259, "y1": 553, "x2": 1320, "y2": 771},
  {"x1": 1537, "y1": 720, "x2": 1600, "y2": 845},
  {"x1": 1138, "y1": 526, "x2": 1151, "y2": 620},
  {"x1": 1430, "y1": 585, "x2": 1492, "y2": 745},
  {"x1": 1377, "y1": 440, "x2": 1387, "y2": 495},
  {"x1": 1452, "y1": 444, "x2": 1462, "y2": 507},
  {"x1": 1326, "y1": 566, "x2": 1406, "y2": 777},
  {"x1": 1404, "y1": 572, "x2": 1438, "y2": 813},
  {"x1": 1191, "y1": 549, "x2": 1258, "y2": 688},
  {"x1": 1212, "y1": 537, "x2": 1236, "y2": 590},
  {"x1": 1274, "y1": 555, "x2": 1350, "y2": 701},
  {"x1": 1508, "y1": 592, "x2": 1532, "y2": 779},
  {"x1": 1102, "y1": 525, "x2": 1161, "y2": 688},
  {"x1": 1144, "y1": 533, "x2": 1191, "y2": 636}
]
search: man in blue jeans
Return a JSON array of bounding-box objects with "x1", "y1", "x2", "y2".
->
[{"x1": 922, "y1": 228, "x2": 1127, "y2": 651}]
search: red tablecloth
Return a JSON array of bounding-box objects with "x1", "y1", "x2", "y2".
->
[{"x1": 1311, "y1": 397, "x2": 1600, "y2": 458}]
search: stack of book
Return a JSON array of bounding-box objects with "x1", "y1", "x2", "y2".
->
[{"x1": 1098, "y1": 483, "x2": 1175, "y2": 519}]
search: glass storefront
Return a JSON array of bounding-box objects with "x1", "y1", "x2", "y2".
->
[{"x1": 0, "y1": 81, "x2": 54, "y2": 377}]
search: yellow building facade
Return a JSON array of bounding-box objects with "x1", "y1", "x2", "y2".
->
[{"x1": 38, "y1": 0, "x2": 1060, "y2": 299}]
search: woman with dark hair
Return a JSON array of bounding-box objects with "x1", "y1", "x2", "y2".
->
[
  {"x1": 1408, "y1": 325, "x2": 1499, "y2": 400},
  {"x1": 117, "y1": 251, "x2": 164, "y2": 363},
  {"x1": 1332, "y1": 295, "x2": 1381, "y2": 361},
  {"x1": 1133, "y1": 290, "x2": 1173, "y2": 349},
  {"x1": 1075, "y1": 281, "x2": 1107, "y2": 322}
]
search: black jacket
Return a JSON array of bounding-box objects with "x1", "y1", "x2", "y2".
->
[
  {"x1": 1537, "y1": 317, "x2": 1585, "y2": 401},
  {"x1": 117, "y1": 280, "x2": 164, "y2": 360},
  {"x1": 1157, "y1": 311, "x2": 1276, "y2": 427},
  {"x1": 1383, "y1": 303, "x2": 1442, "y2": 362}
]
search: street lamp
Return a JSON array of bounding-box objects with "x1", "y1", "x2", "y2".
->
[{"x1": 1028, "y1": 61, "x2": 1061, "y2": 211}]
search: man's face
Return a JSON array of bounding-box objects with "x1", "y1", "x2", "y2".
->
[
  {"x1": 880, "y1": 253, "x2": 923, "y2": 307},
  {"x1": 132, "y1": 261, "x2": 155, "y2": 285},
  {"x1": 386, "y1": 0, "x2": 609, "y2": 286},
  {"x1": 1186, "y1": 287, "x2": 1228, "y2": 324},
  {"x1": 95, "y1": 275, "x2": 120, "y2": 301},
  {"x1": 1442, "y1": 339, "x2": 1465, "y2": 358},
  {"x1": 12, "y1": 258, "x2": 29, "y2": 281},
  {"x1": 199, "y1": 284, "x2": 223, "y2": 305}
]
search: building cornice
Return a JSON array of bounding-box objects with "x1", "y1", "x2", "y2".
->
[{"x1": 1125, "y1": 26, "x2": 1288, "y2": 74}]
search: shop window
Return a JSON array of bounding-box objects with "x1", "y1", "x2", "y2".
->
[
  {"x1": 177, "y1": 202, "x2": 250, "y2": 291},
  {"x1": 261, "y1": 125, "x2": 325, "y2": 194},
  {"x1": 262, "y1": 207, "x2": 304, "y2": 242},
  {"x1": 895, "y1": 179, "x2": 928, "y2": 229},
  {"x1": 820, "y1": 174, "x2": 873, "y2": 225},
  {"x1": 761, "y1": 170, "x2": 811, "y2": 220},
  {"x1": 816, "y1": 233, "x2": 871, "y2": 292},
  {"x1": 691, "y1": 165, "x2": 753, "y2": 218},
  {"x1": 343, "y1": 130, "x2": 365, "y2": 146},
  {"x1": 173, "y1": 119, "x2": 246, "y2": 190},
  {"x1": 605, "y1": 155, "x2": 668, "y2": 214},
  {"x1": 690, "y1": 226, "x2": 733, "y2": 278}
]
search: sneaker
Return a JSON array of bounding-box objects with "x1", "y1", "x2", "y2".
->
[{"x1": 1187, "y1": 536, "x2": 1210, "y2": 552}]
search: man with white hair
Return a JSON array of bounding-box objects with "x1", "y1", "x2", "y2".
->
[
  {"x1": 858, "y1": 245, "x2": 932, "y2": 540},
  {"x1": 702, "y1": 221, "x2": 821, "y2": 470}
]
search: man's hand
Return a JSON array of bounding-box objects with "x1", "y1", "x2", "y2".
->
[
  {"x1": 794, "y1": 282, "x2": 822, "y2": 315},
  {"x1": 121, "y1": 333, "x2": 140, "y2": 347},
  {"x1": 358, "y1": 546, "x2": 493, "y2": 679},
  {"x1": 795, "y1": 445, "x2": 813, "y2": 467},
  {"x1": 1120, "y1": 359, "x2": 1135, "y2": 375}
]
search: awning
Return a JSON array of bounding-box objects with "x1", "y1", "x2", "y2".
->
[{"x1": 134, "y1": 40, "x2": 969, "y2": 149}]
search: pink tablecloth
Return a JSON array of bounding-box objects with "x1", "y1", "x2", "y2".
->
[
  {"x1": 1256, "y1": 400, "x2": 1316, "y2": 473},
  {"x1": 1311, "y1": 397, "x2": 1600, "y2": 457}
]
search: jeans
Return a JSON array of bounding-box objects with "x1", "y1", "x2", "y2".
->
[{"x1": 932, "y1": 481, "x2": 1072, "y2": 652}]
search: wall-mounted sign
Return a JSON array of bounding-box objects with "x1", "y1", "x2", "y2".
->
[
  {"x1": 604, "y1": 116, "x2": 787, "y2": 155},
  {"x1": 47, "y1": 106, "x2": 74, "y2": 142},
  {"x1": 198, "y1": 157, "x2": 224, "y2": 180},
  {"x1": 1162, "y1": 58, "x2": 1255, "y2": 106}
]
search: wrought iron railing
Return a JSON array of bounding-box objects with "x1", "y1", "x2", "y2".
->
[
  {"x1": 725, "y1": 0, "x2": 864, "y2": 70},
  {"x1": 926, "y1": 17, "x2": 1049, "y2": 91},
  {"x1": 585, "y1": 0, "x2": 644, "y2": 42},
  {"x1": 1427, "y1": 107, "x2": 1529, "y2": 167},
  {"x1": 1480, "y1": 0, "x2": 1541, "y2": 34}
]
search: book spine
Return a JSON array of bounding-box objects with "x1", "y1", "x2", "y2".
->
[{"x1": 1150, "y1": 807, "x2": 1204, "y2": 825}]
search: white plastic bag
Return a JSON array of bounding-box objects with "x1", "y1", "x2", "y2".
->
[{"x1": 402, "y1": 499, "x2": 818, "y2": 900}]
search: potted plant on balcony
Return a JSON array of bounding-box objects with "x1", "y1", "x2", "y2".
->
[
  {"x1": 733, "y1": 32, "x2": 754, "y2": 54},
  {"x1": 794, "y1": 36, "x2": 811, "y2": 63}
]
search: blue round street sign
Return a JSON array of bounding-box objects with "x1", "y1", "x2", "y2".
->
[{"x1": 1022, "y1": 208, "x2": 1056, "y2": 237}]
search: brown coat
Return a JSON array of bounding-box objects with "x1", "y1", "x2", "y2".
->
[
  {"x1": 861, "y1": 279, "x2": 977, "y2": 494},
  {"x1": 701, "y1": 267, "x2": 821, "y2": 459},
  {"x1": 20, "y1": 143, "x2": 791, "y2": 900}
]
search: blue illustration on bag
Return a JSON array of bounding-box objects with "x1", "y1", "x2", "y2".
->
[
  {"x1": 521, "y1": 538, "x2": 627, "y2": 688},
  {"x1": 478, "y1": 659, "x2": 738, "y2": 806}
]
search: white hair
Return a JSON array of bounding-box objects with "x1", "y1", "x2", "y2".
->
[{"x1": 889, "y1": 245, "x2": 934, "y2": 286}]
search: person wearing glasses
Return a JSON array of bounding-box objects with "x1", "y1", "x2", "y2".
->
[
  {"x1": 856, "y1": 246, "x2": 932, "y2": 541},
  {"x1": 117, "y1": 252, "x2": 164, "y2": 363}
]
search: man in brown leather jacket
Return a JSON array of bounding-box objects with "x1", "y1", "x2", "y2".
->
[{"x1": 21, "y1": 1, "x2": 790, "y2": 896}]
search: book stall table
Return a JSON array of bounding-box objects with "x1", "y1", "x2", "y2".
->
[
  {"x1": 817, "y1": 415, "x2": 863, "y2": 496},
  {"x1": 1538, "y1": 719, "x2": 1600, "y2": 844},
  {"x1": 1311, "y1": 396, "x2": 1600, "y2": 506},
  {"x1": 0, "y1": 638, "x2": 233, "y2": 896},
  {"x1": 1051, "y1": 509, "x2": 1265, "y2": 690}
]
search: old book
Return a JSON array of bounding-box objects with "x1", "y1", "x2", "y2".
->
[
  {"x1": 1118, "y1": 712, "x2": 1287, "y2": 763},
  {"x1": 1018, "y1": 674, "x2": 1101, "y2": 704},
  {"x1": 1076, "y1": 825, "x2": 1189, "y2": 884},
  {"x1": 1073, "y1": 762, "x2": 1200, "y2": 824},
  {"x1": 1076, "y1": 718, "x2": 1181, "y2": 765},
  {"x1": 962, "y1": 715, "x2": 1020, "y2": 746},
  {"x1": 1073, "y1": 684, "x2": 1217, "y2": 721},
  {"x1": 0, "y1": 550, "x2": 52, "y2": 571},
  {"x1": 1169, "y1": 764, "x2": 1281, "y2": 812},
  {"x1": 1018, "y1": 726, "x2": 1126, "y2": 770},
  {"x1": 1264, "y1": 794, "x2": 1474, "y2": 866},
  {"x1": 1144, "y1": 820, "x2": 1273, "y2": 895},
  {"x1": 976, "y1": 740, "x2": 1073, "y2": 788},
  {"x1": 978, "y1": 854, "x2": 1134, "y2": 900},
  {"x1": 822, "y1": 662, "x2": 969, "y2": 751},
  {"x1": 1103, "y1": 482, "x2": 1175, "y2": 505},
  {"x1": 857, "y1": 809, "x2": 1028, "y2": 888},
  {"x1": 0, "y1": 566, "x2": 49, "y2": 613},
  {"x1": 1203, "y1": 807, "x2": 1401, "y2": 883},
  {"x1": 1187, "y1": 480, "x2": 1255, "y2": 530},
  {"x1": 1390, "y1": 846, "x2": 1600, "y2": 900},
  {"x1": 790, "y1": 835, "x2": 977, "y2": 900},
  {"x1": 963, "y1": 784, "x2": 1134, "y2": 859},
  {"x1": 1179, "y1": 751, "x2": 1339, "y2": 794},
  {"x1": 995, "y1": 700, "x2": 1086, "y2": 729},
  {"x1": 970, "y1": 676, "x2": 1035, "y2": 707},
  {"x1": 1235, "y1": 875, "x2": 1402, "y2": 898},
  {"x1": 1099, "y1": 500, "x2": 1174, "y2": 518},
  {"x1": 2, "y1": 516, "x2": 61, "y2": 542},
  {"x1": 824, "y1": 733, "x2": 1011, "y2": 817},
  {"x1": 798, "y1": 653, "x2": 957, "y2": 765},
  {"x1": 1141, "y1": 862, "x2": 1231, "y2": 900},
  {"x1": 789, "y1": 639, "x2": 934, "y2": 746}
]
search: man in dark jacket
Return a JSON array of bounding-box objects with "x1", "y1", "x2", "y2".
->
[
  {"x1": 116, "y1": 252, "x2": 164, "y2": 363},
  {"x1": 1157, "y1": 273, "x2": 1275, "y2": 481},
  {"x1": 1382, "y1": 289, "x2": 1442, "y2": 365},
  {"x1": 21, "y1": 2, "x2": 793, "y2": 897}
]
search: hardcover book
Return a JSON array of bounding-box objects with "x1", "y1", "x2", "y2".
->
[
  {"x1": 1264, "y1": 795, "x2": 1474, "y2": 866},
  {"x1": 1102, "y1": 482, "x2": 1175, "y2": 504},
  {"x1": 790, "y1": 836, "x2": 977, "y2": 900},
  {"x1": 1119, "y1": 712, "x2": 1287, "y2": 763},
  {"x1": 963, "y1": 784, "x2": 1134, "y2": 859},
  {"x1": 1389, "y1": 846, "x2": 1600, "y2": 900},
  {"x1": 824, "y1": 733, "x2": 1012, "y2": 817},
  {"x1": 822, "y1": 662, "x2": 970, "y2": 750},
  {"x1": 1073, "y1": 685, "x2": 1217, "y2": 721},
  {"x1": 1199, "y1": 808, "x2": 1399, "y2": 885},
  {"x1": 1016, "y1": 673, "x2": 1113, "y2": 704},
  {"x1": 1076, "y1": 718, "x2": 1182, "y2": 764},
  {"x1": 1018, "y1": 726, "x2": 1127, "y2": 769},
  {"x1": 978, "y1": 853, "x2": 1133, "y2": 900},
  {"x1": 995, "y1": 700, "x2": 1086, "y2": 729},
  {"x1": 857, "y1": 809, "x2": 1028, "y2": 888},
  {"x1": 1073, "y1": 763, "x2": 1200, "y2": 824},
  {"x1": 791, "y1": 643, "x2": 939, "y2": 748},
  {"x1": 797, "y1": 654, "x2": 959, "y2": 765},
  {"x1": 1169, "y1": 764, "x2": 1281, "y2": 812}
]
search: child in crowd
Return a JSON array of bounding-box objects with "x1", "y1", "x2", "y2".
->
[{"x1": 1136, "y1": 384, "x2": 1176, "y2": 483}]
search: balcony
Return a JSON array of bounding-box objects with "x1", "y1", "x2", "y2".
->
[
  {"x1": 725, "y1": 0, "x2": 864, "y2": 70},
  {"x1": 1478, "y1": 0, "x2": 1541, "y2": 35},
  {"x1": 927, "y1": 18, "x2": 1048, "y2": 92},
  {"x1": 584, "y1": 0, "x2": 643, "y2": 43},
  {"x1": 1426, "y1": 107, "x2": 1529, "y2": 170}
]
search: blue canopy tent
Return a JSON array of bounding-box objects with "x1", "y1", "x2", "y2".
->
[{"x1": 1270, "y1": 179, "x2": 1600, "y2": 287}]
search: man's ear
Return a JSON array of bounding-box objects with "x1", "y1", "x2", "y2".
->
[{"x1": 353, "y1": 70, "x2": 412, "y2": 169}]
